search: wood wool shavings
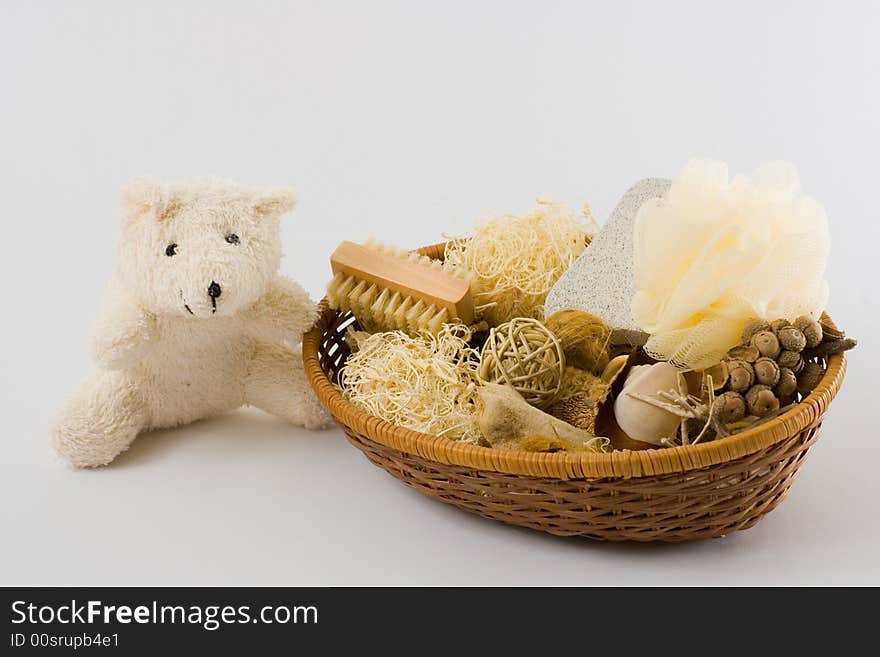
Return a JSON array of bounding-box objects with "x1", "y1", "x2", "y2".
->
[
  {"x1": 444, "y1": 199, "x2": 596, "y2": 326},
  {"x1": 338, "y1": 324, "x2": 482, "y2": 442}
]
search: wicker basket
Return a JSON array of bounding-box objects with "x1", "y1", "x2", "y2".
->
[{"x1": 303, "y1": 243, "x2": 847, "y2": 542}]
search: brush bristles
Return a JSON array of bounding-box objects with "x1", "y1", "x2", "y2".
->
[
  {"x1": 327, "y1": 271, "x2": 451, "y2": 335},
  {"x1": 327, "y1": 241, "x2": 477, "y2": 335}
]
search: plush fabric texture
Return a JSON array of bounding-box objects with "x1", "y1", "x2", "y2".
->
[{"x1": 52, "y1": 177, "x2": 331, "y2": 468}]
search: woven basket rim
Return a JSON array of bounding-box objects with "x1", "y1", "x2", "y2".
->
[{"x1": 303, "y1": 242, "x2": 847, "y2": 480}]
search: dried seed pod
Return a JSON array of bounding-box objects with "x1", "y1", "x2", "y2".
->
[
  {"x1": 750, "y1": 330, "x2": 781, "y2": 359},
  {"x1": 745, "y1": 384, "x2": 780, "y2": 417},
  {"x1": 600, "y1": 354, "x2": 629, "y2": 385},
  {"x1": 776, "y1": 326, "x2": 806, "y2": 352},
  {"x1": 777, "y1": 350, "x2": 804, "y2": 373},
  {"x1": 770, "y1": 318, "x2": 791, "y2": 333},
  {"x1": 797, "y1": 361, "x2": 825, "y2": 396},
  {"x1": 775, "y1": 367, "x2": 798, "y2": 399},
  {"x1": 742, "y1": 319, "x2": 771, "y2": 345},
  {"x1": 716, "y1": 391, "x2": 746, "y2": 424},
  {"x1": 727, "y1": 359, "x2": 755, "y2": 392},
  {"x1": 550, "y1": 393, "x2": 598, "y2": 433},
  {"x1": 795, "y1": 315, "x2": 824, "y2": 348},
  {"x1": 727, "y1": 344, "x2": 760, "y2": 363},
  {"x1": 818, "y1": 319, "x2": 845, "y2": 341},
  {"x1": 703, "y1": 361, "x2": 729, "y2": 391},
  {"x1": 803, "y1": 337, "x2": 858, "y2": 360},
  {"x1": 754, "y1": 357, "x2": 780, "y2": 386}
]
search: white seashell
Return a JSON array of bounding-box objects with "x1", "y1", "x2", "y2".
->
[{"x1": 613, "y1": 362, "x2": 686, "y2": 445}]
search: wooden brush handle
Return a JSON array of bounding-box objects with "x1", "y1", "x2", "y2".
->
[{"x1": 330, "y1": 241, "x2": 474, "y2": 323}]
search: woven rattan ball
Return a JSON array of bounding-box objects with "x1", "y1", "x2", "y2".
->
[{"x1": 478, "y1": 317, "x2": 565, "y2": 409}]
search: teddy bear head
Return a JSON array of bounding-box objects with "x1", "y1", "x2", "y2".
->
[{"x1": 116, "y1": 177, "x2": 296, "y2": 318}]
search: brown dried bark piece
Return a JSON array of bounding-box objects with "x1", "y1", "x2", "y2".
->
[
  {"x1": 796, "y1": 361, "x2": 825, "y2": 395},
  {"x1": 802, "y1": 338, "x2": 857, "y2": 360}
]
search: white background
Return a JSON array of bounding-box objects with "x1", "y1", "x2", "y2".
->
[{"x1": 1, "y1": 1, "x2": 877, "y2": 585}]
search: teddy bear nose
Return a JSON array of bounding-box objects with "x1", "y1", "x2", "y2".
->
[{"x1": 207, "y1": 281, "x2": 222, "y2": 299}]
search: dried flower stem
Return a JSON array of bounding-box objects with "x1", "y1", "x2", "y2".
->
[{"x1": 630, "y1": 374, "x2": 731, "y2": 446}]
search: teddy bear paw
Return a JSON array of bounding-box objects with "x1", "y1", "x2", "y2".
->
[{"x1": 302, "y1": 403, "x2": 334, "y2": 431}]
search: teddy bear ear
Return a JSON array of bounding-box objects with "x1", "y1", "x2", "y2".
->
[
  {"x1": 252, "y1": 188, "x2": 297, "y2": 219},
  {"x1": 120, "y1": 177, "x2": 175, "y2": 221}
]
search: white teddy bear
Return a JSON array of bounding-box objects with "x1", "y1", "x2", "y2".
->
[{"x1": 52, "y1": 177, "x2": 332, "y2": 467}]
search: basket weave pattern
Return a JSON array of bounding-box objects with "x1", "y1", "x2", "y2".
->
[{"x1": 303, "y1": 243, "x2": 846, "y2": 542}]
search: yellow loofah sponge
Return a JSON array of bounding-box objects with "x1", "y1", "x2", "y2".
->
[{"x1": 632, "y1": 160, "x2": 830, "y2": 369}]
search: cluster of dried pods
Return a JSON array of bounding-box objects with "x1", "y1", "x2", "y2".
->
[
  {"x1": 636, "y1": 316, "x2": 855, "y2": 446},
  {"x1": 706, "y1": 316, "x2": 855, "y2": 425}
]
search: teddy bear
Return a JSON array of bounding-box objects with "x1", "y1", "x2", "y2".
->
[{"x1": 51, "y1": 177, "x2": 332, "y2": 467}]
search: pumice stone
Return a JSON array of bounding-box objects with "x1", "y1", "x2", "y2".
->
[{"x1": 544, "y1": 178, "x2": 671, "y2": 345}]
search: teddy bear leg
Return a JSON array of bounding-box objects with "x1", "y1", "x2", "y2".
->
[
  {"x1": 51, "y1": 370, "x2": 148, "y2": 468},
  {"x1": 245, "y1": 341, "x2": 333, "y2": 430}
]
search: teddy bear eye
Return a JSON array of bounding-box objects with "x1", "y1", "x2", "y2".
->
[
  {"x1": 165, "y1": 243, "x2": 178, "y2": 257},
  {"x1": 225, "y1": 233, "x2": 240, "y2": 245}
]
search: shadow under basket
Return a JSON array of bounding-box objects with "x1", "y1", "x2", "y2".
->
[{"x1": 302, "y1": 243, "x2": 848, "y2": 542}]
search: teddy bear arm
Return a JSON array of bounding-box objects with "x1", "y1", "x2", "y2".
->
[
  {"x1": 245, "y1": 276, "x2": 319, "y2": 344},
  {"x1": 91, "y1": 286, "x2": 158, "y2": 370},
  {"x1": 245, "y1": 341, "x2": 332, "y2": 429}
]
